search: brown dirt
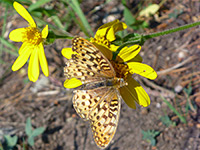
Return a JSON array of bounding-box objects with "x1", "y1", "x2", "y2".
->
[{"x1": 0, "y1": 0, "x2": 200, "y2": 150}]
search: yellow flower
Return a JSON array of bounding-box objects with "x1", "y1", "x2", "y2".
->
[
  {"x1": 90, "y1": 19, "x2": 127, "y2": 60},
  {"x1": 91, "y1": 19, "x2": 157, "y2": 109},
  {"x1": 62, "y1": 20, "x2": 157, "y2": 109},
  {"x1": 9, "y1": 2, "x2": 49, "y2": 82}
]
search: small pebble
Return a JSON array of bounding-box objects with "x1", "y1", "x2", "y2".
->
[
  {"x1": 156, "y1": 103, "x2": 161, "y2": 108},
  {"x1": 174, "y1": 85, "x2": 183, "y2": 93}
]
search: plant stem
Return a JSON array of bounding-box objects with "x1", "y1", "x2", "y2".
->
[
  {"x1": 114, "y1": 21, "x2": 200, "y2": 60},
  {"x1": 143, "y1": 21, "x2": 200, "y2": 40}
]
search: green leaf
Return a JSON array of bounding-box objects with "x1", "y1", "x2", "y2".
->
[
  {"x1": 25, "y1": 117, "x2": 32, "y2": 136},
  {"x1": 0, "y1": 37, "x2": 18, "y2": 55},
  {"x1": 123, "y1": 33, "x2": 142, "y2": 42},
  {"x1": 4, "y1": 135, "x2": 18, "y2": 147},
  {"x1": 141, "y1": 130, "x2": 160, "y2": 146},
  {"x1": 184, "y1": 84, "x2": 192, "y2": 96},
  {"x1": 28, "y1": 0, "x2": 52, "y2": 12},
  {"x1": 161, "y1": 96, "x2": 187, "y2": 124},
  {"x1": 28, "y1": 136, "x2": 34, "y2": 146},
  {"x1": 150, "y1": 138, "x2": 156, "y2": 146},
  {"x1": 31, "y1": 11, "x2": 42, "y2": 18},
  {"x1": 51, "y1": 16, "x2": 65, "y2": 30},
  {"x1": 123, "y1": 6, "x2": 136, "y2": 27},
  {"x1": 22, "y1": 138, "x2": 26, "y2": 150},
  {"x1": 0, "y1": 0, "x2": 14, "y2": 5},
  {"x1": 32, "y1": 127, "x2": 45, "y2": 137},
  {"x1": 66, "y1": 0, "x2": 93, "y2": 37},
  {"x1": 111, "y1": 35, "x2": 122, "y2": 46},
  {"x1": 45, "y1": 30, "x2": 72, "y2": 45},
  {"x1": 160, "y1": 115, "x2": 176, "y2": 127}
]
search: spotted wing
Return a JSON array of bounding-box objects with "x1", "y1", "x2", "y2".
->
[
  {"x1": 72, "y1": 87, "x2": 121, "y2": 148},
  {"x1": 64, "y1": 37, "x2": 116, "y2": 84},
  {"x1": 64, "y1": 59, "x2": 107, "y2": 83}
]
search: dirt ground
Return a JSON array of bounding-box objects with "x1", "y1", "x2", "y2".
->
[{"x1": 0, "y1": 0, "x2": 200, "y2": 150}]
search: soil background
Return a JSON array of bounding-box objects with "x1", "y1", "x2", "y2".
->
[{"x1": 0, "y1": 0, "x2": 200, "y2": 150}]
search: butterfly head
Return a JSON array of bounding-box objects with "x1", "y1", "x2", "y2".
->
[{"x1": 113, "y1": 77, "x2": 128, "y2": 88}]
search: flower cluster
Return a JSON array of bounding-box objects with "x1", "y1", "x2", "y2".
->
[
  {"x1": 10, "y1": 1, "x2": 157, "y2": 109},
  {"x1": 62, "y1": 20, "x2": 157, "y2": 109}
]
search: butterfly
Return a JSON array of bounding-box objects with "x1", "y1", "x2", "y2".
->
[{"x1": 64, "y1": 37, "x2": 127, "y2": 149}]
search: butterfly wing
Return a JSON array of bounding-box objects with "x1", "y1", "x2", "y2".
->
[
  {"x1": 72, "y1": 87, "x2": 111, "y2": 120},
  {"x1": 64, "y1": 59, "x2": 107, "y2": 83},
  {"x1": 64, "y1": 37, "x2": 116, "y2": 84},
  {"x1": 67, "y1": 37, "x2": 121, "y2": 148},
  {"x1": 73, "y1": 87, "x2": 121, "y2": 148}
]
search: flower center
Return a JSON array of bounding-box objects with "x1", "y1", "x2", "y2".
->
[
  {"x1": 23, "y1": 27, "x2": 42, "y2": 45},
  {"x1": 111, "y1": 61, "x2": 129, "y2": 80},
  {"x1": 91, "y1": 35, "x2": 111, "y2": 48}
]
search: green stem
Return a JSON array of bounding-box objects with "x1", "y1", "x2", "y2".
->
[
  {"x1": 113, "y1": 21, "x2": 200, "y2": 60},
  {"x1": 143, "y1": 21, "x2": 200, "y2": 40}
]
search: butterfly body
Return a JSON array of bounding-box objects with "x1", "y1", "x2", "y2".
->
[
  {"x1": 64, "y1": 37, "x2": 127, "y2": 148},
  {"x1": 77, "y1": 77, "x2": 127, "y2": 90}
]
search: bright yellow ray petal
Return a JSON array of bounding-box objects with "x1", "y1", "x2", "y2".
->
[
  {"x1": 105, "y1": 21, "x2": 127, "y2": 41},
  {"x1": 61, "y1": 48, "x2": 78, "y2": 59},
  {"x1": 41, "y1": 25, "x2": 48, "y2": 38},
  {"x1": 18, "y1": 42, "x2": 29, "y2": 55},
  {"x1": 64, "y1": 78, "x2": 82, "y2": 89},
  {"x1": 99, "y1": 19, "x2": 119, "y2": 29},
  {"x1": 113, "y1": 21, "x2": 127, "y2": 33},
  {"x1": 127, "y1": 62, "x2": 157, "y2": 80},
  {"x1": 105, "y1": 27, "x2": 116, "y2": 42},
  {"x1": 117, "y1": 45, "x2": 141, "y2": 62},
  {"x1": 128, "y1": 54, "x2": 143, "y2": 63},
  {"x1": 109, "y1": 42, "x2": 119, "y2": 52},
  {"x1": 9, "y1": 28, "x2": 26, "y2": 42},
  {"x1": 12, "y1": 48, "x2": 32, "y2": 71},
  {"x1": 38, "y1": 44, "x2": 49, "y2": 76},
  {"x1": 13, "y1": 2, "x2": 36, "y2": 27},
  {"x1": 95, "y1": 20, "x2": 119, "y2": 38},
  {"x1": 124, "y1": 75, "x2": 150, "y2": 107},
  {"x1": 28, "y1": 48, "x2": 39, "y2": 82}
]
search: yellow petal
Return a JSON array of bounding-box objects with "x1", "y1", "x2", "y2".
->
[
  {"x1": 109, "y1": 43, "x2": 119, "y2": 52},
  {"x1": 61, "y1": 48, "x2": 72, "y2": 59},
  {"x1": 95, "y1": 20, "x2": 119, "y2": 38},
  {"x1": 95, "y1": 20, "x2": 127, "y2": 42},
  {"x1": 106, "y1": 21, "x2": 127, "y2": 41},
  {"x1": 112, "y1": 21, "x2": 127, "y2": 34},
  {"x1": 128, "y1": 54, "x2": 143, "y2": 63},
  {"x1": 28, "y1": 48, "x2": 39, "y2": 82},
  {"x1": 41, "y1": 25, "x2": 48, "y2": 38},
  {"x1": 9, "y1": 28, "x2": 26, "y2": 42},
  {"x1": 105, "y1": 26, "x2": 116, "y2": 42},
  {"x1": 64, "y1": 78, "x2": 82, "y2": 89},
  {"x1": 127, "y1": 62, "x2": 157, "y2": 80},
  {"x1": 18, "y1": 42, "x2": 29, "y2": 55},
  {"x1": 13, "y1": 2, "x2": 36, "y2": 27},
  {"x1": 117, "y1": 45, "x2": 141, "y2": 62},
  {"x1": 12, "y1": 47, "x2": 32, "y2": 71},
  {"x1": 38, "y1": 43, "x2": 49, "y2": 76},
  {"x1": 61, "y1": 48, "x2": 78, "y2": 59},
  {"x1": 121, "y1": 75, "x2": 150, "y2": 107}
]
